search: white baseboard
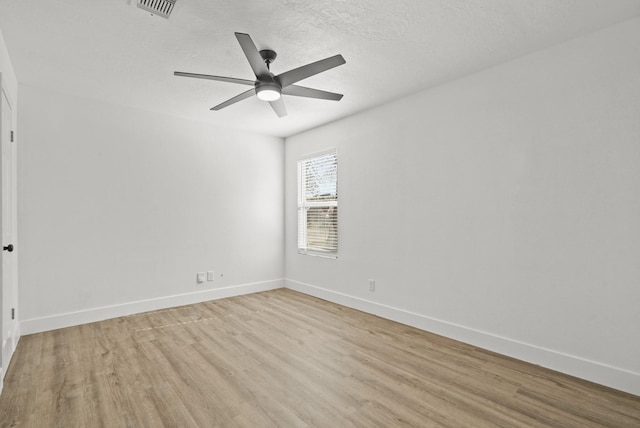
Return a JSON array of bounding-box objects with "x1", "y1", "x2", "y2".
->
[
  {"x1": 285, "y1": 279, "x2": 640, "y2": 397},
  {"x1": 20, "y1": 279, "x2": 284, "y2": 335}
]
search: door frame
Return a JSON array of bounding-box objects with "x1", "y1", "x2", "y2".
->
[{"x1": 0, "y1": 75, "x2": 19, "y2": 387}]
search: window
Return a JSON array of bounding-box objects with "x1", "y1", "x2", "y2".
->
[{"x1": 297, "y1": 150, "x2": 338, "y2": 257}]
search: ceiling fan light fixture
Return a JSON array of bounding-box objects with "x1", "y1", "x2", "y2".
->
[{"x1": 256, "y1": 84, "x2": 281, "y2": 101}]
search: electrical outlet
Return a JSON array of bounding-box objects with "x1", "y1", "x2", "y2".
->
[
  {"x1": 207, "y1": 271, "x2": 215, "y2": 281},
  {"x1": 197, "y1": 272, "x2": 206, "y2": 283},
  {"x1": 369, "y1": 279, "x2": 376, "y2": 292}
]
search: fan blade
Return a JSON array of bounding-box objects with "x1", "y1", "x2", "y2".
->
[
  {"x1": 174, "y1": 71, "x2": 255, "y2": 86},
  {"x1": 210, "y1": 88, "x2": 255, "y2": 111},
  {"x1": 269, "y1": 98, "x2": 287, "y2": 117},
  {"x1": 282, "y1": 85, "x2": 343, "y2": 101},
  {"x1": 235, "y1": 32, "x2": 271, "y2": 79},
  {"x1": 277, "y1": 55, "x2": 345, "y2": 88}
]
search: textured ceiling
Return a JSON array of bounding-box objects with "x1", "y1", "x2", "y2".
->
[{"x1": 1, "y1": 0, "x2": 639, "y2": 137}]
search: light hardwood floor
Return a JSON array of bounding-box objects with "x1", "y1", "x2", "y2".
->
[{"x1": 1, "y1": 289, "x2": 638, "y2": 427}]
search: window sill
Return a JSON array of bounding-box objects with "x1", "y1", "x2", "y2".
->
[{"x1": 298, "y1": 250, "x2": 338, "y2": 259}]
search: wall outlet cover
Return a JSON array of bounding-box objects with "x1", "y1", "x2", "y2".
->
[{"x1": 197, "y1": 272, "x2": 206, "y2": 283}]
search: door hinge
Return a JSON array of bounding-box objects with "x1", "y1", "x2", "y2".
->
[
  {"x1": 11, "y1": 308, "x2": 15, "y2": 320},
  {"x1": 10, "y1": 131, "x2": 14, "y2": 142}
]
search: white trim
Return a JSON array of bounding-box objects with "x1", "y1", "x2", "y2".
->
[
  {"x1": 297, "y1": 250, "x2": 338, "y2": 259},
  {"x1": 21, "y1": 279, "x2": 284, "y2": 335},
  {"x1": 284, "y1": 279, "x2": 640, "y2": 397},
  {"x1": 297, "y1": 147, "x2": 337, "y2": 161},
  {"x1": 0, "y1": 79, "x2": 20, "y2": 395}
]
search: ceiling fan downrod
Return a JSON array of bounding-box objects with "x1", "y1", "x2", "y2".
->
[{"x1": 259, "y1": 49, "x2": 277, "y2": 70}]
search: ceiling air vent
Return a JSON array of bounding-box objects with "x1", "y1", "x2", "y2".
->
[{"x1": 137, "y1": 0, "x2": 176, "y2": 19}]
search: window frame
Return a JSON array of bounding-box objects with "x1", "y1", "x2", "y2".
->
[{"x1": 297, "y1": 149, "x2": 338, "y2": 259}]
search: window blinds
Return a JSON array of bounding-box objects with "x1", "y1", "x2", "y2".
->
[{"x1": 297, "y1": 150, "x2": 338, "y2": 256}]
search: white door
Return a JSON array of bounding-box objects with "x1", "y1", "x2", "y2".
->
[{"x1": 0, "y1": 85, "x2": 17, "y2": 375}]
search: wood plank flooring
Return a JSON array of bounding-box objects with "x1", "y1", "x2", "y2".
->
[{"x1": 1, "y1": 289, "x2": 638, "y2": 427}]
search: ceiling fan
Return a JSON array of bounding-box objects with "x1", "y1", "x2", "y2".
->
[{"x1": 174, "y1": 32, "x2": 346, "y2": 118}]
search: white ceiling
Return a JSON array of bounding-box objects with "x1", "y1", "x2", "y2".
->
[{"x1": 1, "y1": 0, "x2": 639, "y2": 138}]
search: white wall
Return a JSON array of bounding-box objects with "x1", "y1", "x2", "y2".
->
[
  {"x1": 18, "y1": 86, "x2": 284, "y2": 332},
  {"x1": 285, "y1": 18, "x2": 640, "y2": 395}
]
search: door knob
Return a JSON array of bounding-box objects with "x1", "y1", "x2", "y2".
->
[{"x1": 3, "y1": 244, "x2": 13, "y2": 252}]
